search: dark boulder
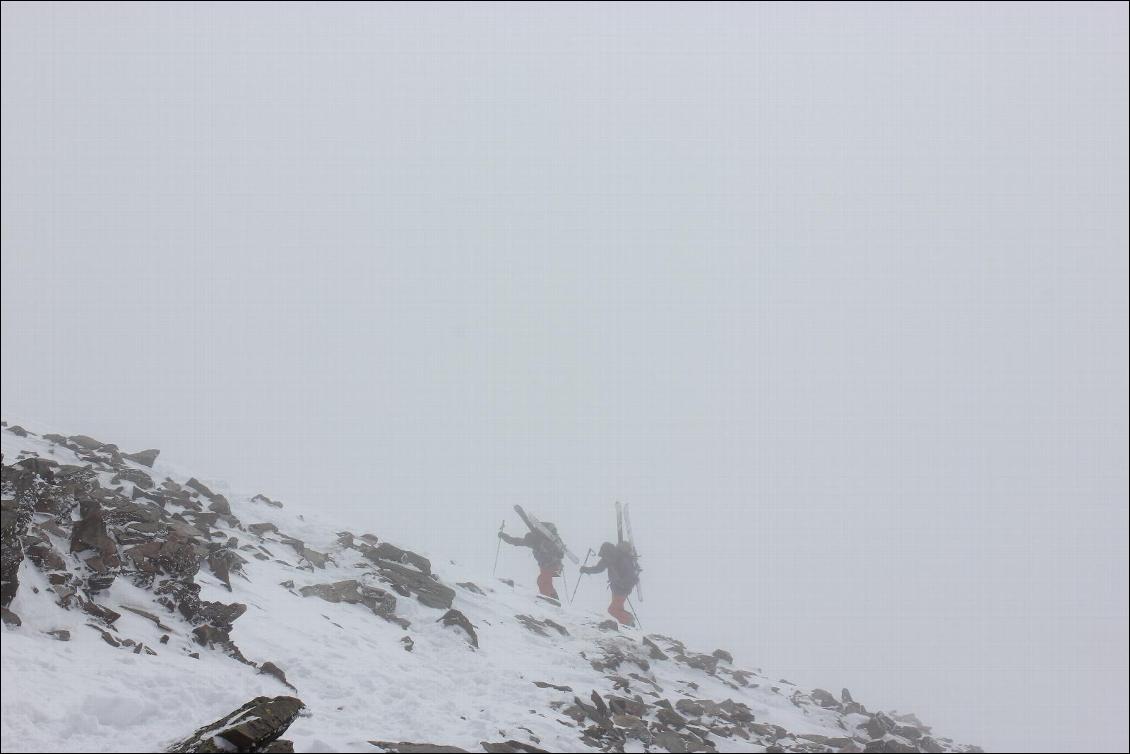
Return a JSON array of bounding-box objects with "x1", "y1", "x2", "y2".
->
[
  {"x1": 1, "y1": 498, "x2": 30, "y2": 608},
  {"x1": 168, "y1": 696, "x2": 304, "y2": 753},
  {"x1": 438, "y1": 608, "x2": 478, "y2": 648},
  {"x1": 259, "y1": 661, "x2": 296, "y2": 691}
]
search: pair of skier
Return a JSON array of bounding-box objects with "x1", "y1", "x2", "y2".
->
[{"x1": 498, "y1": 512, "x2": 640, "y2": 626}]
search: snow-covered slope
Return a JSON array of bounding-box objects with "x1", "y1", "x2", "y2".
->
[{"x1": 0, "y1": 421, "x2": 981, "y2": 753}]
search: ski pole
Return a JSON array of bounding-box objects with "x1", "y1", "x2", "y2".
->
[
  {"x1": 561, "y1": 567, "x2": 569, "y2": 603},
  {"x1": 492, "y1": 520, "x2": 505, "y2": 576},
  {"x1": 571, "y1": 549, "x2": 593, "y2": 602},
  {"x1": 626, "y1": 594, "x2": 643, "y2": 630}
]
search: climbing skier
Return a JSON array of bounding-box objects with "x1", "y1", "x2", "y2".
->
[
  {"x1": 499, "y1": 521, "x2": 565, "y2": 601},
  {"x1": 580, "y1": 541, "x2": 640, "y2": 626}
]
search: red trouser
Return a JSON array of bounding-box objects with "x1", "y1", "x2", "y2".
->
[
  {"x1": 537, "y1": 567, "x2": 560, "y2": 599},
  {"x1": 609, "y1": 593, "x2": 634, "y2": 626}
]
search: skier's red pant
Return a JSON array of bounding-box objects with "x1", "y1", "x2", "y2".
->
[
  {"x1": 608, "y1": 593, "x2": 634, "y2": 626},
  {"x1": 537, "y1": 568, "x2": 559, "y2": 600}
]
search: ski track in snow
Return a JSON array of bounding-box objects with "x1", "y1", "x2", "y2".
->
[{"x1": 1, "y1": 426, "x2": 886, "y2": 752}]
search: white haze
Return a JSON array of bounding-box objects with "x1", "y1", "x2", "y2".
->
[{"x1": 2, "y1": 3, "x2": 1127, "y2": 752}]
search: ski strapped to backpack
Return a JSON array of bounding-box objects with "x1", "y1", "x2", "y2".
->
[
  {"x1": 615, "y1": 501, "x2": 643, "y2": 601},
  {"x1": 514, "y1": 504, "x2": 580, "y2": 565}
]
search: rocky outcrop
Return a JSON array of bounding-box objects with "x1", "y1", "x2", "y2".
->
[
  {"x1": 369, "y1": 743, "x2": 470, "y2": 753},
  {"x1": 299, "y1": 580, "x2": 405, "y2": 628},
  {"x1": 168, "y1": 696, "x2": 304, "y2": 753},
  {"x1": 438, "y1": 608, "x2": 478, "y2": 648},
  {"x1": 123, "y1": 448, "x2": 160, "y2": 467},
  {"x1": 352, "y1": 540, "x2": 454, "y2": 610},
  {"x1": 1, "y1": 498, "x2": 29, "y2": 608}
]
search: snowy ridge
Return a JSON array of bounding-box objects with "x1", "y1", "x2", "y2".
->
[{"x1": 0, "y1": 421, "x2": 981, "y2": 753}]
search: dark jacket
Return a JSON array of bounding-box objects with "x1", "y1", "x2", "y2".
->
[
  {"x1": 581, "y1": 542, "x2": 639, "y2": 596},
  {"x1": 501, "y1": 529, "x2": 564, "y2": 570}
]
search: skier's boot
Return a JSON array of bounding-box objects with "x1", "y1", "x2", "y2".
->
[
  {"x1": 537, "y1": 567, "x2": 560, "y2": 601},
  {"x1": 608, "y1": 594, "x2": 635, "y2": 626}
]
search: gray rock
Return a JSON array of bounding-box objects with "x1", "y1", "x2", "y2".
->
[
  {"x1": 481, "y1": 741, "x2": 548, "y2": 753},
  {"x1": 810, "y1": 687, "x2": 841, "y2": 709},
  {"x1": 168, "y1": 695, "x2": 304, "y2": 753},
  {"x1": 123, "y1": 448, "x2": 160, "y2": 467},
  {"x1": 1, "y1": 499, "x2": 29, "y2": 608},
  {"x1": 298, "y1": 580, "x2": 404, "y2": 627},
  {"x1": 369, "y1": 743, "x2": 470, "y2": 753},
  {"x1": 712, "y1": 648, "x2": 734, "y2": 664}
]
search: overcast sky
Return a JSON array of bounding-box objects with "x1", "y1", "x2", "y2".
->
[{"x1": 2, "y1": 3, "x2": 1127, "y2": 752}]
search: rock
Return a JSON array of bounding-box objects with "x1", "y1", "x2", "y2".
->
[
  {"x1": 68, "y1": 435, "x2": 106, "y2": 452},
  {"x1": 46, "y1": 629, "x2": 71, "y2": 641},
  {"x1": 366, "y1": 541, "x2": 432, "y2": 574},
  {"x1": 653, "y1": 730, "x2": 690, "y2": 753},
  {"x1": 864, "y1": 711, "x2": 897, "y2": 740},
  {"x1": 711, "y1": 648, "x2": 733, "y2": 664},
  {"x1": 70, "y1": 499, "x2": 121, "y2": 585},
  {"x1": 597, "y1": 619, "x2": 619, "y2": 631},
  {"x1": 88, "y1": 625, "x2": 121, "y2": 647},
  {"x1": 299, "y1": 546, "x2": 331, "y2": 569},
  {"x1": 207, "y1": 496, "x2": 232, "y2": 516},
  {"x1": 400, "y1": 636, "x2": 414, "y2": 652},
  {"x1": 259, "y1": 661, "x2": 297, "y2": 690},
  {"x1": 123, "y1": 448, "x2": 160, "y2": 467},
  {"x1": 438, "y1": 608, "x2": 478, "y2": 648},
  {"x1": 5, "y1": 425, "x2": 29, "y2": 437},
  {"x1": 78, "y1": 597, "x2": 121, "y2": 625},
  {"x1": 168, "y1": 695, "x2": 304, "y2": 753},
  {"x1": 675, "y1": 699, "x2": 705, "y2": 718},
  {"x1": 891, "y1": 711, "x2": 931, "y2": 733},
  {"x1": 123, "y1": 533, "x2": 202, "y2": 585},
  {"x1": 113, "y1": 468, "x2": 155, "y2": 490},
  {"x1": 369, "y1": 743, "x2": 470, "y2": 753},
  {"x1": 607, "y1": 694, "x2": 648, "y2": 718},
  {"x1": 251, "y1": 494, "x2": 283, "y2": 508},
  {"x1": 249, "y1": 522, "x2": 279, "y2": 536},
  {"x1": 675, "y1": 651, "x2": 717, "y2": 675},
  {"x1": 298, "y1": 580, "x2": 404, "y2": 627},
  {"x1": 516, "y1": 614, "x2": 569, "y2": 637},
  {"x1": 207, "y1": 543, "x2": 247, "y2": 590},
  {"x1": 456, "y1": 581, "x2": 484, "y2": 595},
  {"x1": 261, "y1": 741, "x2": 294, "y2": 753},
  {"x1": 185, "y1": 478, "x2": 220, "y2": 501},
  {"x1": 1, "y1": 607, "x2": 21, "y2": 626},
  {"x1": 366, "y1": 556, "x2": 454, "y2": 610},
  {"x1": 120, "y1": 605, "x2": 173, "y2": 631},
  {"x1": 1, "y1": 499, "x2": 30, "y2": 608},
  {"x1": 863, "y1": 738, "x2": 919, "y2": 753},
  {"x1": 810, "y1": 688, "x2": 841, "y2": 709},
  {"x1": 642, "y1": 636, "x2": 669, "y2": 661},
  {"x1": 842, "y1": 687, "x2": 855, "y2": 704},
  {"x1": 533, "y1": 681, "x2": 573, "y2": 692},
  {"x1": 481, "y1": 742, "x2": 548, "y2": 754}
]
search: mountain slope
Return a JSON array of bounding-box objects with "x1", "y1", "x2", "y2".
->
[{"x1": 0, "y1": 421, "x2": 981, "y2": 753}]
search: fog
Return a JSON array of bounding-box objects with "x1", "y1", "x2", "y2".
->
[{"x1": 2, "y1": 3, "x2": 1127, "y2": 752}]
